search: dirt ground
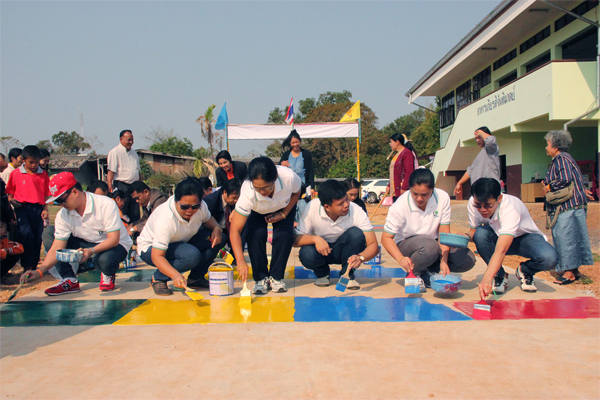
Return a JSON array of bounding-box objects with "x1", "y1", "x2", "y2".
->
[{"x1": 2, "y1": 200, "x2": 598, "y2": 302}]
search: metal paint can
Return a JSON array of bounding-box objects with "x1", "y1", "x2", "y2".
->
[
  {"x1": 366, "y1": 246, "x2": 382, "y2": 265},
  {"x1": 209, "y1": 262, "x2": 234, "y2": 296}
]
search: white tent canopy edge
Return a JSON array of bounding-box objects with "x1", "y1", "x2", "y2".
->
[{"x1": 227, "y1": 122, "x2": 359, "y2": 140}]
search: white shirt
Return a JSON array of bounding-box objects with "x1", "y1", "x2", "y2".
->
[
  {"x1": 468, "y1": 194, "x2": 546, "y2": 239},
  {"x1": 295, "y1": 199, "x2": 373, "y2": 243},
  {"x1": 235, "y1": 166, "x2": 301, "y2": 216},
  {"x1": 137, "y1": 196, "x2": 212, "y2": 254},
  {"x1": 1, "y1": 163, "x2": 16, "y2": 184},
  {"x1": 384, "y1": 188, "x2": 451, "y2": 244},
  {"x1": 107, "y1": 144, "x2": 140, "y2": 184},
  {"x1": 54, "y1": 192, "x2": 132, "y2": 251}
]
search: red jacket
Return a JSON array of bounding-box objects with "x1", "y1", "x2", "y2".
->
[
  {"x1": 1, "y1": 238, "x2": 24, "y2": 260},
  {"x1": 390, "y1": 148, "x2": 417, "y2": 194}
]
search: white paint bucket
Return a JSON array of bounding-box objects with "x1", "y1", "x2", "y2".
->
[{"x1": 209, "y1": 261, "x2": 234, "y2": 296}]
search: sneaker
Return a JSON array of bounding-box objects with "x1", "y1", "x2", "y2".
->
[
  {"x1": 45, "y1": 278, "x2": 80, "y2": 296},
  {"x1": 516, "y1": 264, "x2": 537, "y2": 293},
  {"x1": 187, "y1": 277, "x2": 210, "y2": 289},
  {"x1": 493, "y1": 273, "x2": 509, "y2": 294},
  {"x1": 418, "y1": 277, "x2": 427, "y2": 293},
  {"x1": 252, "y1": 278, "x2": 270, "y2": 294},
  {"x1": 99, "y1": 273, "x2": 116, "y2": 292},
  {"x1": 419, "y1": 270, "x2": 432, "y2": 289},
  {"x1": 270, "y1": 277, "x2": 287, "y2": 293},
  {"x1": 314, "y1": 276, "x2": 330, "y2": 287},
  {"x1": 151, "y1": 279, "x2": 173, "y2": 296},
  {"x1": 347, "y1": 279, "x2": 361, "y2": 290}
]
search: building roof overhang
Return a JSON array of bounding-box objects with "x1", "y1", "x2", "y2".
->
[{"x1": 405, "y1": 0, "x2": 586, "y2": 102}]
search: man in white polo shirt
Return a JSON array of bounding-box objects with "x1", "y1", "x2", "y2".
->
[
  {"x1": 382, "y1": 169, "x2": 476, "y2": 291},
  {"x1": 294, "y1": 179, "x2": 379, "y2": 289},
  {"x1": 20, "y1": 172, "x2": 132, "y2": 295},
  {"x1": 107, "y1": 129, "x2": 141, "y2": 222},
  {"x1": 468, "y1": 178, "x2": 558, "y2": 297}
]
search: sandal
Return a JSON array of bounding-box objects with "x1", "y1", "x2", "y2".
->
[{"x1": 554, "y1": 276, "x2": 576, "y2": 285}]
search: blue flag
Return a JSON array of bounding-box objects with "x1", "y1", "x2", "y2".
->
[{"x1": 215, "y1": 103, "x2": 228, "y2": 130}]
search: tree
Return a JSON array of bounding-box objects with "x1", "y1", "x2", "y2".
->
[
  {"x1": 410, "y1": 106, "x2": 440, "y2": 159},
  {"x1": 381, "y1": 108, "x2": 426, "y2": 138},
  {"x1": 150, "y1": 136, "x2": 194, "y2": 156},
  {"x1": 196, "y1": 104, "x2": 217, "y2": 157},
  {"x1": 86, "y1": 135, "x2": 103, "y2": 157},
  {"x1": 52, "y1": 131, "x2": 91, "y2": 154},
  {"x1": 139, "y1": 158, "x2": 153, "y2": 179},
  {"x1": 0, "y1": 136, "x2": 24, "y2": 154},
  {"x1": 193, "y1": 147, "x2": 211, "y2": 160},
  {"x1": 267, "y1": 108, "x2": 286, "y2": 124},
  {"x1": 265, "y1": 140, "x2": 283, "y2": 158},
  {"x1": 35, "y1": 140, "x2": 54, "y2": 153}
]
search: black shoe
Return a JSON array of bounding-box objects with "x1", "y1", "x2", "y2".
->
[
  {"x1": 187, "y1": 277, "x2": 210, "y2": 289},
  {"x1": 151, "y1": 279, "x2": 173, "y2": 296},
  {"x1": 419, "y1": 270, "x2": 432, "y2": 289}
]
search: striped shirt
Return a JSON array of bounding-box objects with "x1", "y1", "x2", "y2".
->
[{"x1": 544, "y1": 152, "x2": 587, "y2": 214}]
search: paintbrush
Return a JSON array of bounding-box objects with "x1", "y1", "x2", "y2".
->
[
  {"x1": 240, "y1": 281, "x2": 251, "y2": 297},
  {"x1": 184, "y1": 287, "x2": 204, "y2": 301},
  {"x1": 472, "y1": 299, "x2": 491, "y2": 319},
  {"x1": 404, "y1": 270, "x2": 420, "y2": 294},
  {"x1": 7, "y1": 280, "x2": 26, "y2": 302},
  {"x1": 335, "y1": 270, "x2": 350, "y2": 292}
]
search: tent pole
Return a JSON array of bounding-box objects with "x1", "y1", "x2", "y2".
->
[
  {"x1": 226, "y1": 125, "x2": 229, "y2": 152},
  {"x1": 357, "y1": 119, "x2": 362, "y2": 181}
]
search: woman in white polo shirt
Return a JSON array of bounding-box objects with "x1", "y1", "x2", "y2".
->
[
  {"x1": 137, "y1": 177, "x2": 222, "y2": 296},
  {"x1": 382, "y1": 169, "x2": 475, "y2": 291},
  {"x1": 230, "y1": 157, "x2": 301, "y2": 294}
]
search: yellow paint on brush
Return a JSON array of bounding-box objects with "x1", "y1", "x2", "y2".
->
[{"x1": 113, "y1": 297, "x2": 295, "y2": 325}]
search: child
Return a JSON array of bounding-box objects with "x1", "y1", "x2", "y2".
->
[
  {"x1": 1, "y1": 214, "x2": 24, "y2": 281},
  {"x1": 5, "y1": 145, "x2": 50, "y2": 271},
  {"x1": 39, "y1": 149, "x2": 51, "y2": 173}
]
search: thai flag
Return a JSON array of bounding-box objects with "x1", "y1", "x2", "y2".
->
[{"x1": 285, "y1": 97, "x2": 294, "y2": 124}]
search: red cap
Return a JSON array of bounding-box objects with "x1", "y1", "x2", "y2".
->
[{"x1": 47, "y1": 172, "x2": 78, "y2": 204}]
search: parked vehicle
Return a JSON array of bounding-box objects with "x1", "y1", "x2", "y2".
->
[{"x1": 361, "y1": 179, "x2": 389, "y2": 204}]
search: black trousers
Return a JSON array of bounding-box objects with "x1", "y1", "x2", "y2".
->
[{"x1": 114, "y1": 180, "x2": 141, "y2": 223}]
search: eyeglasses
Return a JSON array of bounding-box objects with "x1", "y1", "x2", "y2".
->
[
  {"x1": 253, "y1": 184, "x2": 274, "y2": 194},
  {"x1": 178, "y1": 202, "x2": 202, "y2": 210},
  {"x1": 55, "y1": 190, "x2": 73, "y2": 205},
  {"x1": 473, "y1": 200, "x2": 497, "y2": 210}
]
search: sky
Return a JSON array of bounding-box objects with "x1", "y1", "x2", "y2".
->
[{"x1": 1, "y1": 0, "x2": 497, "y2": 157}]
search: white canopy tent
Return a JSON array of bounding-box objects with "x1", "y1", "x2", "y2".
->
[{"x1": 226, "y1": 122, "x2": 362, "y2": 179}]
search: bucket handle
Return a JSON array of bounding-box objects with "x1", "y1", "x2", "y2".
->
[{"x1": 209, "y1": 261, "x2": 234, "y2": 271}]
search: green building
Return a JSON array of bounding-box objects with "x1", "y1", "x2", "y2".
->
[{"x1": 406, "y1": 0, "x2": 599, "y2": 199}]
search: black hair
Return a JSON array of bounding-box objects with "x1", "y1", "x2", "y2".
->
[
  {"x1": 198, "y1": 177, "x2": 212, "y2": 190},
  {"x1": 109, "y1": 190, "x2": 128, "y2": 200},
  {"x1": 390, "y1": 133, "x2": 418, "y2": 157},
  {"x1": 215, "y1": 150, "x2": 232, "y2": 164},
  {"x1": 471, "y1": 178, "x2": 501, "y2": 201},
  {"x1": 39, "y1": 149, "x2": 50, "y2": 158},
  {"x1": 281, "y1": 129, "x2": 301, "y2": 150},
  {"x1": 8, "y1": 148, "x2": 22, "y2": 162},
  {"x1": 130, "y1": 180, "x2": 150, "y2": 194},
  {"x1": 21, "y1": 145, "x2": 41, "y2": 160},
  {"x1": 248, "y1": 156, "x2": 278, "y2": 183},
  {"x1": 318, "y1": 179, "x2": 348, "y2": 207},
  {"x1": 119, "y1": 130, "x2": 132, "y2": 138},
  {"x1": 174, "y1": 176, "x2": 204, "y2": 202},
  {"x1": 343, "y1": 178, "x2": 361, "y2": 191},
  {"x1": 73, "y1": 182, "x2": 84, "y2": 192},
  {"x1": 222, "y1": 178, "x2": 241, "y2": 195},
  {"x1": 0, "y1": 153, "x2": 5, "y2": 160},
  {"x1": 476, "y1": 126, "x2": 491, "y2": 135},
  {"x1": 88, "y1": 180, "x2": 109, "y2": 194},
  {"x1": 408, "y1": 169, "x2": 435, "y2": 189}
]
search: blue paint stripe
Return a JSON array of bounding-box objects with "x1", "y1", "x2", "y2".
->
[
  {"x1": 294, "y1": 266, "x2": 407, "y2": 279},
  {"x1": 294, "y1": 296, "x2": 472, "y2": 322}
]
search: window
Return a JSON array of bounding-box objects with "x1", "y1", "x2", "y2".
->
[
  {"x1": 493, "y1": 49, "x2": 517, "y2": 71},
  {"x1": 525, "y1": 51, "x2": 551, "y2": 73},
  {"x1": 440, "y1": 91, "x2": 455, "y2": 129},
  {"x1": 562, "y1": 27, "x2": 598, "y2": 60},
  {"x1": 520, "y1": 26, "x2": 551, "y2": 54},
  {"x1": 555, "y1": 0, "x2": 599, "y2": 32},
  {"x1": 455, "y1": 80, "x2": 471, "y2": 109},
  {"x1": 498, "y1": 70, "x2": 517, "y2": 88},
  {"x1": 472, "y1": 66, "x2": 492, "y2": 101}
]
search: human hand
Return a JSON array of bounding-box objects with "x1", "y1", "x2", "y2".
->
[
  {"x1": 439, "y1": 261, "x2": 450, "y2": 276},
  {"x1": 454, "y1": 183, "x2": 462, "y2": 196},
  {"x1": 585, "y1": 189, "x2": 595, "y2": 201},
  {"x1": 20, "y1": 269, "x2": 40, "y2": 284},
  {"x1": 41, "y1": 210, "x2": 49, "y2": 220},
  {"x1": 281, "y1": 160, "x2": 290, "y2": 167},
  {"x1": 478, "y1": 276, "x2": 493, "y2": 300},
  {"x1": 9, "y1": 199, "x2": 22, "y2": 208},
  {"x1": 78, "y1": 248, "x2": 93, "y2": 262},
  {"x1": 265, "y1": 213, "x2": 284, "y2": 224},
  {"x1": 314, "y1": 237, "x2": 331, "y2": 256},
  {"x1": 211, "y1": 228, "x2": 222, "y2": 248},
  {"x1": 347, "y1": 254, "x2": 363, "y2": 270},
  {"x1": 172, "y1": 273, "x2": 187, "y2": 289},
  {"x1": 398, "y1": 256, "x2": 413, "y2": 272},
  {"x1": 237, "y1": 262, "x2": 249, "y2": 282}
]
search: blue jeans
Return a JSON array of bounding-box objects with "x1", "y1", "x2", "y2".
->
[
  {"x1": 298, "y1": 227, "x2": 367, "y2": 279},
  {"x1": 473, "y1": 225, "x2": 558, "y2": 277},
  {"x1": 54, "y1": 236, "x2": 128, "y2": 279},
  {"x1": 140, "y1": 228, "x2": 223, "y2": 282}
]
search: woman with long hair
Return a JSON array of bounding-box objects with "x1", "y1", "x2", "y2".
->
[
  {"x1": 280, "y1": 130, "x2": 314, "y2": 194},
  {"x1": 387, "y1": 133, "x2": 418, "y2": 201}
]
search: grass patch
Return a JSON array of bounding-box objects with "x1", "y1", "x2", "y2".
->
[
  {"x1": 579, "y1": 276, "x2": 594, "y2": 285},
  {"x1": 593, "y1": 253, "x2": 600, "y2": 263}
]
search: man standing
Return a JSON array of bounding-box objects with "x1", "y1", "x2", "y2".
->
[
  {"x1": 107, "y1": 130, "x2": 141, "y2": 222},
  {"x1": 21, "y1": 172, "x2": 132, "y2": 295},
  {"x1": 128, "y1": 181, "x2": 168, "y2": 235},
  {"x1": 294, "y1": 179, "x2": 379, "y2": 290},
  {"x1": 454, "y1": 126, "x2": 500, "y2": 197}
]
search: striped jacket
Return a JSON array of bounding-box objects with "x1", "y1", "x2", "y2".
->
[{"x1": 544, "y1": 152, "x2": 587, "y2": 214}]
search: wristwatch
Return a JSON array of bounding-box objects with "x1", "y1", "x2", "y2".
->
[
  {"x1": 358, "y1": 255, "x2": 365, "y2": 262},
  {"x1": 91, "y1": 247, "x2": 96, "y2": 256}
]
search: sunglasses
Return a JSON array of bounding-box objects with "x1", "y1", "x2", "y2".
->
[
  {"x1": 178, "y1": 202, "x2": 202, "y2": 210},
  {"x1": 473, "y1": 200, "x2": 497, "y2": 210},
  {"x1": 55, "y1": 189, "x2": 73, "y2": 205}
]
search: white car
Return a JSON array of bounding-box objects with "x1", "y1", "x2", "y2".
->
[{"x1": 361, "y1": 179, "x2": 389, "y2": 204}]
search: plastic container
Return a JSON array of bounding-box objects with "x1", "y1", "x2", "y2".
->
[
  {"x1": 438, "y1": 233, "x2": 470, "y2": 249},
  {"x1": 430, "y1": 274, "x2": 462, "y2": 294},
  {"x1": 55, "y1": 249, "x2": 83, "y2": 263}
]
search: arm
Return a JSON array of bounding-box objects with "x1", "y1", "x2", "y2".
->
[
  {"x1": 202, "y1": 216, "x2": 223, "y2": 248},
  {"x1": 216, "y1": 168, "x2": 225, "y2": 188},
  {"x1": 280, "y1": 151, "x2": 290, "y2": 167},
  {"x1": 151, "y1": 247, "x2": 187, "y2": 289},
  {"x1": 400, "y1": 151, "x2": 413, "y2": 191},
  {"x1": 478, "y1": 234, "x2": 513, "y2": 299},
  {"x1": 266, "y1": 191, "x2": 301, "y2": 224},
  {"x1": 381, "y1": 231, "x2": 413, "y2": 271},
  {"x1": 454, "y1": 171, "x2": 470, "y2": 196},
  {"x1": 230, "y1": 211, "x2": 249, "y2": 281},
  {"x1": 347, "y1": 230, "x2": 379, "y2": 270},
  {"x1": 107, "y1": 171, "x2": 115, "y2": 192},
  {"x1": 79, "y1": 230, "x2": 120, "y2": 262},
  {"x1": 438, "y1": 224, "x2": 451, "y2": 276},
  {"x1": 21, "y1": 239, "x2": 68, "y2": 282}
]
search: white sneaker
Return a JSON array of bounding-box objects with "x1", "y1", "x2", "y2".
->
[
  {"x1": 347, "y1": 279, "x2": 361, "y2": 290},
  {"x1": 269, "y1": 277, "x2": 287, "y2": 293},
  {"x1": 493, "y1": 273, "x2": 509, "y2": 294},
  {"x1": 516, "y1": 264, "x2": 537, "y2": 293},
  {"x1": 252, "y1": 278, "x2": 270, "y2": 294}
]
